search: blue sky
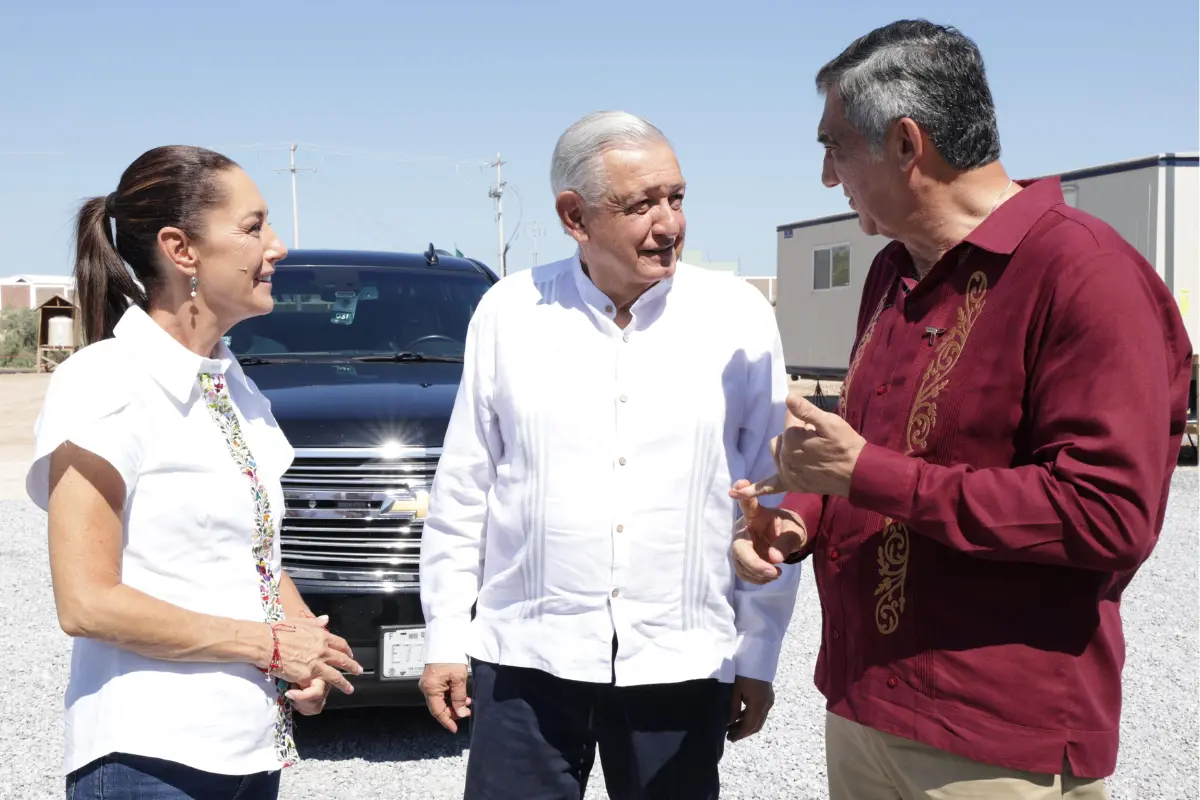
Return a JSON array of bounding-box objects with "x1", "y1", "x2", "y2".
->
[{"x1": 1, "y1": 1, "x2": 1196, "y2": 278}]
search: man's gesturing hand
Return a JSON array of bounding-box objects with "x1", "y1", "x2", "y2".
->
[
  {"x1": 419, "y1": 663, "x2": 471, "y2": 733},
  {"x1": 731, "y1": 480, "x2": 807, "y2": 584},
  {"x1": 736, "y1": 394, "x2": 866, "y2": 501}
]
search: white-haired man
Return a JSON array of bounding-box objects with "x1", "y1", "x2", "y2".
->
[{"x1": 418, "y1": 110, "x2": 800, "y2": 798}]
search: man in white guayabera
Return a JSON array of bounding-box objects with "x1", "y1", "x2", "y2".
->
[{"x1": 416, "y1": 110, "x2": 802, "y2": 799}]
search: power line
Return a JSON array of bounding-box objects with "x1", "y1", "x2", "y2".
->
[
  {"x1": 229, "y1": 141, "x2": 510, "y2": 261},
  {"x1": 505, "y1": 184, "x2": 524, "y2": 250},
  {"x1": 230, "y1": 141, "x2": 486, "y2": 168}
]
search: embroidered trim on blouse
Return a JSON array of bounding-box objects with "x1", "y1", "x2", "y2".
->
[{"x1": 199, "y1": 371, "x2": 298, "y2": 768}]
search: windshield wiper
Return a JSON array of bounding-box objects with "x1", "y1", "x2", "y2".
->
[
  {"x1": 351, "y1": 351, "x2": 464, "y2": 363},
  {"x1": 236, "y1": 355, "x2": 314, "y2": 366}
]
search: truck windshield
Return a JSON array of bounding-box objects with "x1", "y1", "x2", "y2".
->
[{"x1": 225, "y1": 267, "x2": 492, "y2": 358}]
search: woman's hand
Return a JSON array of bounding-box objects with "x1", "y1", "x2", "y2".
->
[
  {"x1": 286, "y1": 677, "x2": 332, "y2": 715},
  {"x1": 267, "y1": 615, "x2": 362, "y2": 695}
]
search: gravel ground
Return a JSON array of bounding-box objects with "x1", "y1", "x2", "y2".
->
[{"x1": 0, "y1": 469, "x2": 1195, "y2": 799}]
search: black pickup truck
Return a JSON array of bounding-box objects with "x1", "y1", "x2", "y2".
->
[{"x1": 226, "y1": 246, "x2": 497, "y2": 707}]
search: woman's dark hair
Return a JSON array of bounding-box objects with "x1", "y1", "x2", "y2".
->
[{"x1": 74, "y1": 145, "x2": 239, "y2": 344}]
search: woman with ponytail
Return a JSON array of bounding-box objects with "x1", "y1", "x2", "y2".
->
[{"x1": 25, "y1": 145, "x2": 361, "y2": 799}]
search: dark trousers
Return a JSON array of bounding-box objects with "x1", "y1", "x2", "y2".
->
[
  {"x1": 66, "y1": 753, "x2": 280, "y2": 800},
  {"x1": 464, "y1": 659, "x2": 733, "y2": 800}
]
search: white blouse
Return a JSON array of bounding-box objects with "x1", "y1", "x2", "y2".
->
[{"x1": 26, "y1": 304, "x2": 298, "y2": 777}]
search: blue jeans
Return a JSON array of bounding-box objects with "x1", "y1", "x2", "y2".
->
[{"x1": 66, "y1": 753, "x2": 280, "y2": 800}]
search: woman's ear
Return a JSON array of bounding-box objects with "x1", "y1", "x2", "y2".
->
[{"x1": 157, "y1": 226, "x2": 197, "y2": 279}]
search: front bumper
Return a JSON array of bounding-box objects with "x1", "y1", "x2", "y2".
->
[{"x1": 293, "y1": 579, "x2": 430, "y2": 708}]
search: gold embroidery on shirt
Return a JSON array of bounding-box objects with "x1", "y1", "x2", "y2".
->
[
  {"x1": 906, "y1": 270, "x2": 988, "y2": 453},
  {"x1": 872, "y1": 268, "x2": 988, "y2": 636},
  {"x1": 837, "y1": 292, "x2": 888, "y2": 417},
  {"x1": 875, "y1": 517, "x2": 910, "y2": 635}
]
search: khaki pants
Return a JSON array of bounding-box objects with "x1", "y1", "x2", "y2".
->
[{"x1": 825, "y1": 712, "x2": 1110, "y2": 800}]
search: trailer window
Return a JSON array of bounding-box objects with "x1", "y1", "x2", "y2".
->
[{"x1": 814, "y1": 245, "x2": 850, "y2": 290}]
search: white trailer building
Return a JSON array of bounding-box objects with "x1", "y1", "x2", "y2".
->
[
  {"x1": 775, "y1": 152, "x2": 1199, "y2": 381},
  {"x1": 0, "y1": 274, "x2": 75, "y2": 311}
]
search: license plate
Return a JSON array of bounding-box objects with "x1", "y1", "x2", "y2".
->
[{"x1": 380, "y1": 626, "x2": 425, "y2": 680}]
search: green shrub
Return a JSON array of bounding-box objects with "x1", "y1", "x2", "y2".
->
[{"x1": 0, "y1": 307, "x2": 37, "y2": 369}]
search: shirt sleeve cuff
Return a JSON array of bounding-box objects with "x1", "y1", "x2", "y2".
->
[
  {"x1": 781, "y1": 492, "x2": 823, "y2": 533},
  {"x1": 779, "y1": 492, "x2": 823, "y2": 560},
  {"x1": 733, "y1": 635, "x2": 783, "y2": 683},
  {"x1": 27, "y1": 413, "x2": 141, "y2": 511},
  {"x1": 848, "y1": 442, "x2": 919, "y2": 520},
  {"x1": 422, "y1": 617, "x2": 472, "y2": 665}
]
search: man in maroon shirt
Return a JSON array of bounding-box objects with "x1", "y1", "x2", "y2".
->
[{"x1": 731, "y1": 19, "x2": 1194, "y2": 800}]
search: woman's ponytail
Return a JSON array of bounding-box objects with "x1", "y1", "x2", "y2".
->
[{"x1": 73, "y1": 196, "x2": 147, "y2": 345}]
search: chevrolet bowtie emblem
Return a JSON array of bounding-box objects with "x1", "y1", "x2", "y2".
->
[{"x1": 383, "y1": 492, "x2": 429, "y2": 519}]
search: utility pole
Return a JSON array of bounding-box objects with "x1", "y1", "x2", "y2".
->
[
  {"x1": 487, "y1": 153, "x2": 506, "y2": 277},
  {"x1": 274, "y1": 143, "x2": 315, "y2": 248},
  {"x1": 527, "y1": 222, "x2": 546, "y2": 267}
]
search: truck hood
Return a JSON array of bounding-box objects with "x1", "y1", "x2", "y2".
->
[{"x1": 242, "y1": 361, "x2": 462, "y2": 449}]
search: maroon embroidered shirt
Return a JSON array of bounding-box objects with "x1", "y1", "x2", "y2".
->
[{"x1": 782, "y1": 177, "x2": 1193, "y2": 778}]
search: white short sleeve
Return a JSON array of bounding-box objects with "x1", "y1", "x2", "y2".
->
[{"x1": 25, "y1": 344, "x2": 144, "y2": 511}]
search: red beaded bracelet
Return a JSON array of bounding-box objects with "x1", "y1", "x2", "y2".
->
[{"x1": 261, "y1": 623, "x2": 286, "y2": 676}]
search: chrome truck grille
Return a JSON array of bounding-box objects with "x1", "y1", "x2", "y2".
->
[{"x1": 279, "y1": 447, "x2": 440, "y2": 587}]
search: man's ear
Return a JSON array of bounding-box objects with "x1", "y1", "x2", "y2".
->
[
  {"x1": 555, "y1": 192, "x2": 589, "y2": 245},
  {"x1": 891, "y1": 117, "x2": 923, "y2": 174}
]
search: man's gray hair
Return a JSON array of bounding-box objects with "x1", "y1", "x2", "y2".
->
[
  {"x1": 816, "y1": 20, "x2": 1001, "y2": 171},
  {"x1": 550, "y1": 111, "x2": 671, "y2": 206}
]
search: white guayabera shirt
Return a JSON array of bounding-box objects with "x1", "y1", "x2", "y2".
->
[
  {"x1": 26, "y1": 304, "x2": 297, "y2": 777},
  {"x1": 420, "y1": 254, "x2": 801, "y2": 686}
]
